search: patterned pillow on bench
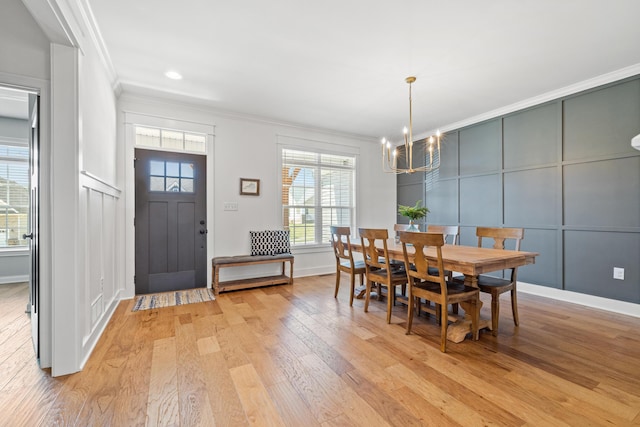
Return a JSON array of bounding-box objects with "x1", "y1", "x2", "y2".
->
[{"x1": 250, "y1": 230, "x2": 290, "y2": 256}]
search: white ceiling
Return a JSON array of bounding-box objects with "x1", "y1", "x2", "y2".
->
[{"x1": 86, "y1": 0, "x2": 640, "y2": 141}]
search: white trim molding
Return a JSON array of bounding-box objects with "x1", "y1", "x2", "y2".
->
[{"x1": 519, "y1": 281, "x2": 640, "y2": 319}]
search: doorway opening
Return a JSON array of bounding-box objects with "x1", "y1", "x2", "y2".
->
[{"x1": 0, "y1": 84, "x2": 40, "y2": 362}]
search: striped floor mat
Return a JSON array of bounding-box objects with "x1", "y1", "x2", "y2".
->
[{"x1": 132, "y1": 288, "x2": 215, "y2": 312}]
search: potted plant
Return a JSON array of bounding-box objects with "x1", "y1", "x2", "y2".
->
[{"x1": 398, "y1": 200, "x2": 429, "y2": 231}]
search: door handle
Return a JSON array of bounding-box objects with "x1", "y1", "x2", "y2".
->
[{"x1": 23, "y1": 233, "x2": 33, "y2": 239}]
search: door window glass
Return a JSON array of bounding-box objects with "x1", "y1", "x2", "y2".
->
[{"x1": 148, "y1": 160, "x2": 195, "y2": 193}]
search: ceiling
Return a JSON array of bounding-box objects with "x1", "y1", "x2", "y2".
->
[{"x1": 86, "y1": 0, "x2": 640, "y2": 142}]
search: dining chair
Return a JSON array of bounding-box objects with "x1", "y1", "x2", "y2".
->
[
  {"x1": 330, "y1": 226, "x2": 366, "y2": 306},
  {"x1": 359, "y1": 228, "x2": 410, "y2": 324},
  {"x1": 400, "y1": 231, "x2": 479, "y2": 352},
  {"x1": 469, "y1": 226, "x2": 524, "y2": 336}
]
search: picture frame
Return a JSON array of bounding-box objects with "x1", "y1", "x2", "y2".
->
[{"x1": 240, "y1": 178, "x2": 260, "y2": 196}]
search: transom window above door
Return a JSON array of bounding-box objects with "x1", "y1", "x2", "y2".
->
[{"x1": 135, "y1": 126, "x2": 206, "y2": 153}]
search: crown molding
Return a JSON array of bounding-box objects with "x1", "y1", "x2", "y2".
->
[
  {"x1": 75, "y1": 0, "x2": 118, "y2": 87},
  {"x1": 415, "y1": 63, "x2": 640, "y2": 139}
]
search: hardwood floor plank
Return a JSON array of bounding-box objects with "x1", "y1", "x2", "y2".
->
[
  {"x1": 267, "y1": 342, "x2": 343, "y2": 423},
  {"x1": 267, "y1": 379, "x2": 321, "y2": 427},
  {"x1": 175, "y1": 320, "x2": 216, "y2": 426},
  {"x1": 299, "y1": 352, "x2": 393, "y2": 427},
  {"x1": 229, "y1": 363, "x2": 286, "y2": 426},
  {"x1": 146, "y1": 336, "x2": 180, "y2": 426},
  {"x1": 200, "y1": 350, "x2": 250, "y2": 427},
  {"x1": 340, "y1": 368, "x2": 429, "y2": 427},
  {"x1": 386, "y1": 362, "x2": 502, "y2": 426}
]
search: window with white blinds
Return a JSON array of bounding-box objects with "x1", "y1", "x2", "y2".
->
[
  {"x1": 0, "y1": 140, "x2": 29, "y2": 248},
  {"x1": 281, "y1": 148, "x2": 356, "y2": 246}
]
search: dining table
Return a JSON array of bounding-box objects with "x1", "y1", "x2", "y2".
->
[{"x1": 350, "y1": 238, "x2": 539, "y2": 342}]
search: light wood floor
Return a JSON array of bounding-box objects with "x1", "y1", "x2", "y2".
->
[{"x1": 1, "y1": 276, "x2": 640, "y2": 426}]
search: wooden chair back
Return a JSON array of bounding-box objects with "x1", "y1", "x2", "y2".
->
[
  {"x1": 476, "y1": 227, "x2": 523, "y2": 251},
  {"x1": 330, "y1": 226, "x2": 355, "y2": 264},
  {"x1": 427, "y1": 225, "x2": 460, "y2": 245},
  {"x1": 400, "y1": 231, "x2": 446, "y2": 288},
  {"x1": 358, "y1": 228, "x2": 390, "y2": 270}
]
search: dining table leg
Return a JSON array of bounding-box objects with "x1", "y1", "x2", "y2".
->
[{"x1": 446, "y1": 275, "x2": 492, "y2": 343}]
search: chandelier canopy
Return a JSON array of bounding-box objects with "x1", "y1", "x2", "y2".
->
[{"x1": 381, "y1": 76, "x2": 442, "y2": 174}]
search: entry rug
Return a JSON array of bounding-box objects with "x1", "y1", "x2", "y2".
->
[{"x1": 132, "y1": 288, "x2": 215, "y2": 312}]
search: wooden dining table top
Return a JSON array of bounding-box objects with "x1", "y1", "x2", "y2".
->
[{"x1": 351, "y1": 239, "x2": 538, "y2": 283}]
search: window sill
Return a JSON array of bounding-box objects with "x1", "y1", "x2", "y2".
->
[
  {"x1": 0, "y1": 247, "x2": 29, "y2": 256},
  {"x1": 291, "y1": 244, "x2": 332, "y2": 255}
]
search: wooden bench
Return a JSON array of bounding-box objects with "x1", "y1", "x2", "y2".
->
[{"x1": 211, "y1": 253, "x2": 294, "y2": 294}]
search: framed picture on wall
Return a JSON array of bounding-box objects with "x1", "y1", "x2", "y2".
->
[{"x1": 240, "y1": 178, "x2": 260, "y2": 196}]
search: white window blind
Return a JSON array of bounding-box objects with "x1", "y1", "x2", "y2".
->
[
  {"x1": 281, "y1": 148, "x2": 356, "y2": 246},
  {"x1": 135, "y1": 126, "x2": 206, "y2": 153},
  {"x1": 0, "y1": 141, "x2": 29, "y2": 248}
]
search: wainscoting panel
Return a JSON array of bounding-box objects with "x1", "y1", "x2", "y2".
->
[{"x1": 79, "y1": 172, "x2": 121, "y2": 353}]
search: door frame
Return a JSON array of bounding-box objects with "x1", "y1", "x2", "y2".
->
[{"x1": 122, "y1": 111, "x2": 215, "y2": 299}]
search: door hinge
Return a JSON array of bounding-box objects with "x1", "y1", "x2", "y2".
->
[{"x1": 133, "y1": 275, "x2": 136, "y2": 284}]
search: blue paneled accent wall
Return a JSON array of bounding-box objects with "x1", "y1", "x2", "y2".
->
[{"x1": 400, "y1": 76, "x2": 640, "y2": 304}]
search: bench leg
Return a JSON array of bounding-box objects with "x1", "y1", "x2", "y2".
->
[
  {"x1": 289, "y1": 259, "x2": 294, "y2": 285},
  {"x1": 213, "y1": 266, "x2": 220, "y2": 295}
]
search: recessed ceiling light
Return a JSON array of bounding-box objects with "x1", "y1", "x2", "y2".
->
[{"x1": 165, "y1": 70, "x2": 183, "y2": 80}]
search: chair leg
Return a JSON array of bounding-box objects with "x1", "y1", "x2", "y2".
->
[
  {"x1": 364, "y1": 279, "x2": 372, "y2": 313},
  {"x1": 452, "y1": 303, "x2": 459, "y2": 315},
  {"x1": 406, "y1": 295, "x2": 416, "y2": 334},
  {"x1": 334, "y1": 269, "x2": 341, "y2": 298},
  {"x1": 511, "y1": 288, "x2": 519, "y2": 326},
  {"x1": 440, "y1": 302, "x2": 448, "y2": 353},
  {"x1": 349, "y1": 272, "x2": 356, "y2": 307},
  {"x1": 386, "y1": 283, "x2": 393, "y2": 324},
  {"x1": 491, "y1": 292, "x2": 500, "y2": 336}
]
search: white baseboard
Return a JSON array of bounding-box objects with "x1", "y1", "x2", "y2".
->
[
  {"x1": 0, "y1": 275, "x2": 29, "y2": 285},
  {"x1": 518, "y1": 282, "x2": 640, "y2": 318}
]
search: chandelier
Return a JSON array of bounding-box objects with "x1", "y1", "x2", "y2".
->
[{"x1": 381, "y1": 76, "x2": 442, "y2": 174}]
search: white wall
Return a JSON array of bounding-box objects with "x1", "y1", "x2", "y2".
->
[
  {"x1": 0, "y1": 0, "x2": 50, "y2": 80},
  {"x1": 118, "y1": 94, "x2": 396, "y2": 298}
]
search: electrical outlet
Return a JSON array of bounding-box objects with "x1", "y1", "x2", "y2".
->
[
  {"x1": 613, "y1": 267, "x2": 625, "y2": 280},
  {"x1": 223, "y1": 202, "x2": 238, "y2": 211}
]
